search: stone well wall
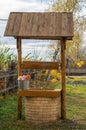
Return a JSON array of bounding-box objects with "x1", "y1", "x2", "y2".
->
[{"x1": 25, "y1": 96, "x2": 61, "y2": 124}]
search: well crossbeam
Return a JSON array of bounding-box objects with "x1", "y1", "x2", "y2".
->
[{"x1": 22, "y1": 61, "x2": 58, "y2": 70}]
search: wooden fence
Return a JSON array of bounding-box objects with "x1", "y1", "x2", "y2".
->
[
  {"x1": 66, "y1": 68, "x2": 86, "y2": 76},
  {"x1": 0, "y1": 71, "x2": 18, "y2": 93}
]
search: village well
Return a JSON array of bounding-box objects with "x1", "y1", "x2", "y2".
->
[{"x1": 4, "y1": 12, "x2": 73, "y2": 124}]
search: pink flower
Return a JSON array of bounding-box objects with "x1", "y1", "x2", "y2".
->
[
  {"x1": 18, "y1": 74, "x2": 31, "y2": 80},
  {"x1": 18, "y1": 76, "x2": 23, "y2": 80}
]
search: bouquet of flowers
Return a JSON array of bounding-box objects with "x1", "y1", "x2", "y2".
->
[{"x1": 18, "y1": 74, "x2": 31, "y2": 80}]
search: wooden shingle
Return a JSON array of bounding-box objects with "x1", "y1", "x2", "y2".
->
[{"x1": 4, "y1": 12, "x2": 73, "y2": 40}]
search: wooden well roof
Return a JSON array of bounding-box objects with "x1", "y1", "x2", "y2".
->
[{"x1": 4, "y1": 12, "x2": 73, "y2": 40}]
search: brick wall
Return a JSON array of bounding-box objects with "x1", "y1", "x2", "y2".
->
[{"x1": 25, "y1": 96, "x2": 61, "y2": 124}]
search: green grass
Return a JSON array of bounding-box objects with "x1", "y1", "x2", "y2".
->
[
  {"x1": 66, "y1": 76, "x2": 86, "y2": 84},
  {"x1": 0, "y1": 84, "x2": 86, "y2": 130},
  {"x1": 66, "y1": 85, "x2": 86, "y2": 119}
]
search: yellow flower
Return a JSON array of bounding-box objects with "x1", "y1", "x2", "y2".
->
[
  {"x1": 50, "y1": 78, "x2": 57, "y2": 83},
  {"x1": 77, "y1": 61, "x2": 84, "y2": 68}
]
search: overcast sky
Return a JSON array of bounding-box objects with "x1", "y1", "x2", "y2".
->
[
  {"x1": 0, "y1": 0, "x2": 53, "y2": 19},
  {"x1": 0, "y1": 0, "x2": 54, "y2": 59},
  {"x1": 0, "y1": 0, "x2": 86, "y2": 59},
  {"x1": 0, "y1": 0, "x2": 51, "y2": 36},
  {"x1": 0, "y1": 0, "x2": 54, "y2": 37}
]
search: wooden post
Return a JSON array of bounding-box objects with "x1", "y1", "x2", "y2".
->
[
  {"x1": 17, "y1": 37, "x2": 22, "y2": 119},
  {"x1": 61, "y1": 38, "x2": 66, "y2": 119},
  {"x1": 17, "y1": 37, "x2": 22, "y2": 76},
  {"x1": 18, "y1": 96, "x2": 22, "y2": 119}
]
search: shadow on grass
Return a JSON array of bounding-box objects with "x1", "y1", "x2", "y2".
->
[{"x1": 0, "y1": 118, "x2": 86, "y2": 130}]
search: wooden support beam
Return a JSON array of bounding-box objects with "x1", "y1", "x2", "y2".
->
[
  {"x1": 17, "y1": 37, "x2": 22, "y2": 119},
  {"x1": 17, "y1": 37, "x2": 22, "y2": 76},
  {"x1": 61, "y1": 38, "x2": 66, "y2": 119},
  {"x1": 22, "y1": 61, "x2": 58, "y2": 70},
  {"x1": 18, "y1": 89, "x2": 61, "y2": 98},
  {"x1": 18, "y1": 95, "x2": 22, "y2": 120}
]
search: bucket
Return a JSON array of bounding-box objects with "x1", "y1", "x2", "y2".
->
[{"x1": 18, "y1": 80, "x2": 29, "y2": 90}]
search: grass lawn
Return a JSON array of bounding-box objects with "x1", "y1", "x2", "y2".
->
[{"x1": 0, "y1": 84, "x2": 86, "y2": 130}]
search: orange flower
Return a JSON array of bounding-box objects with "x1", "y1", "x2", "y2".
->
[
  {"x1": 26, "y1": 74, "x2": 31, "y2": 79},
  {"x1": 18, "y1": 74, "x2": 31, "y2": 80}
]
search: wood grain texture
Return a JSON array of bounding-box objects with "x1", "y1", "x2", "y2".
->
[
  {"x1": 18, "y1": 95, "x2": 22, "y2": 119},
  {"x1": 4, "y1": 12, "x2": 73, "y2": 40},
  {"x1": 61, "y1": 38, "x2": 66, "y2": 119},
  {"x1": 17, "y1": 38, "x2": 22, "y2": 76},
  {"x1": 18, "y1": 89, "x2": 61, "y2": 98},
  {"x1": 22, "y1": 61, "x2": 58, "y2": 70}
]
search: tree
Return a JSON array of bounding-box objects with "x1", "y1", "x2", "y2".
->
[{"x1": 49, "y1": 0, "x2": 86, "y2": 67}]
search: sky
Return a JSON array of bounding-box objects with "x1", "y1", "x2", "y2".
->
[
  {"x1": 0, "y1": 0, "x2": 52, "y2": 35},
  {"x1": 0, "y1": 0, "x2": 86, "y2": 59},
  {"x1": 0, "y1": 0, "x2": 53, "y2": 19},
  {"x1": 0, "y1": 0, "x2": 54, "y2": 60}
]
